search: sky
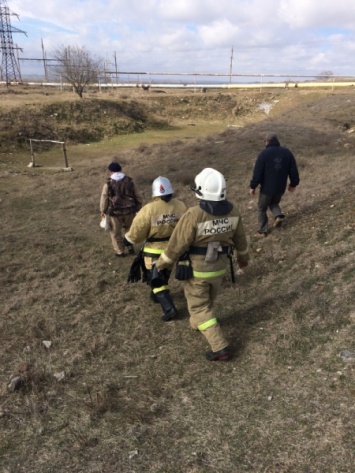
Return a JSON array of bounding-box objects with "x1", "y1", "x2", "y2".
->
[{"x1": 6, "y1": 0, "x2": 355, "y2": 82}]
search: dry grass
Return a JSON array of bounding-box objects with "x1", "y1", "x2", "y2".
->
[{"x1": 0, "y1": 86, "x2": 354, "y2": 473}]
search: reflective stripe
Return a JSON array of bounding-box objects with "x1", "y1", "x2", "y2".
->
[
  {"x1": 237, "y1": 248, "x2": 249, "y2": 255},
  {"x1": 152, "y1": 285, "x2": 169, "y2": 294},
  {"x1": 143, "y1": 246, "x2": 164, "y2": 255},
  {"x1": 198, "y1": 318, "x2": 217, "y2": 331},
  {"x1": 193, "y1": 269, "x2": 226, "y2": 278}
]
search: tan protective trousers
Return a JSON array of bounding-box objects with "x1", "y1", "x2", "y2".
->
[
  {"x1": 108, "y1": 213, "x2": 135, "y2": 255},
  {"x1": 183, "y1": 276, "x2": 228, "y2": 352}
]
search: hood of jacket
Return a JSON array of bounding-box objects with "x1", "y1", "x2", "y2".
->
[
  {"x1": 110, "y1": 172, "x2": 126, "y2": 181},
  {"x1": 199, "y1": 199, "x2": 234, "y2": 216}
]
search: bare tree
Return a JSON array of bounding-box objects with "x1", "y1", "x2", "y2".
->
[
  {"x1": 52, "y1": 45, "x2": 102, "y2": 98},
  {"x1": 317, "y1": 71, "x2": 334, "y2": 81}
]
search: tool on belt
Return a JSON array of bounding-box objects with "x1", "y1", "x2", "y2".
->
[
  {"x1": 188, "y1": 244, "x2": 236, "y2": 284},
  {"x1": 175, "y1": 251, "x2": 193, "y2": 281}
]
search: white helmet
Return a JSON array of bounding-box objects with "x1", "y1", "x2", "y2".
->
[
  {"x1": 152, "y1": 176, "x2": 173, "y2": 197},
  {"x1": 193, "y1": 168, "x2": 226, "y2": 201}
]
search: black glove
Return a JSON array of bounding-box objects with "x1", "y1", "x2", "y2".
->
[
  {"x1": 150, "y1": 263, "x2": 168, "y2": 288},
  {"x1": 142, "y1": 264, "x2": 149, "y2": 284},
  {"x1": 127, "y1": 254, "x2": 142, "y2": 283},
  {"x1": 175, "y1": 252, "x2": 193, "y2": 281}
]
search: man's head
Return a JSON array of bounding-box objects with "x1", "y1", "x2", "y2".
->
[
  {"x1": 192, "y1": 168, "x2": 226, "y2": 201},
  {"x1": 264, "y1": 132, "x2": 278, "y2": 143},
  {"x1": 108, "y1": 162, "x2": 122, "y2": 173}
]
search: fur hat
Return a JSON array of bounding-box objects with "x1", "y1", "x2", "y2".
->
[{"x1": 108, "y1": 162, "x2": 122, "y2": 172}]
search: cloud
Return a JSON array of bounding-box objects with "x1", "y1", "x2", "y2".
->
[
  {"x1": 198, "y1": 20, "x2": 240, "y2": 48},
  {"x1": 7, "y1": 0, "x2": 355, "y2": 78},
  {"x1": 280, "y1": 0, "x2": 355, "y2": 29}
]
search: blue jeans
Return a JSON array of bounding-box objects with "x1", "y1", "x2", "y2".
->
[{"x1": 258, "y1": 193, "x2": 284, "y2": 233}]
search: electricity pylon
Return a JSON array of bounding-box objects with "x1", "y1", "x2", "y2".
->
[{"x1": 0, "y1": 0, "x2": 26, "y2": 84}]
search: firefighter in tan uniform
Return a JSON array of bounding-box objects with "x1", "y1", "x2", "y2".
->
[
  {"x1": 124, "y1": 177, "x2": 187, "y2": 321},
  {"x1": 156, "y1": 168, "x2": 250, "y2": 361}
]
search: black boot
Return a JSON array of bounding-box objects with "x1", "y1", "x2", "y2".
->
[
  {"x1": 206, "y1": 347, "x2": 231, "y2": 361},
  {"x1": 150, "y1": 291, "x2": 159, "y2": 304},
  {"x1": 154, "y1": 290, "x2": 178, "y2": 321}
]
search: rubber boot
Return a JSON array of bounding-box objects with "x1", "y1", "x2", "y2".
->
[
  {"x1": 154, "y1": 290, "x2": 178, "y2": 321},
  {"x1": 206, "y1": 347, "x2": 231, "y2": 361},
  {"x1": 150, "y1": 291, "x2": 159, "y2": 304}
]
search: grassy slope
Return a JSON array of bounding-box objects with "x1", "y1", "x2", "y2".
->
[{"x1": 0, "y1": 87, "x2": 354, "y2": 473}]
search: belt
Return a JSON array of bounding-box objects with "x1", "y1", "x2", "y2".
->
[
  {"x1": 189, "y1": 245, "x2": 230, "y2": 255},
  {"x1": 146, "y1": 236, "x2": 170, "y2": 242}
]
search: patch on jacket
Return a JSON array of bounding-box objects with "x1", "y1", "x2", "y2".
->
[
  {"x1": 197, "y1": 216, "x2": 239, "y2": 235},
  {"x1": 151, "y1": 213, "x2": 181, "y2": 226}
]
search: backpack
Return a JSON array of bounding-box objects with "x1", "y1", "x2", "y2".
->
[{"x1": 107, "y1": 176, "x2": 141, "y2": 216}]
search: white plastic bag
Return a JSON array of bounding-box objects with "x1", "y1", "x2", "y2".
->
[{"x1": 100, "y1": 216, "x2": 110, "y2": 230}]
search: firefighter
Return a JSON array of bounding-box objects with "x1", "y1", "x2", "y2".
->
[
  {"x1": 156, "y1": 168, "x2": 250, "y2": 361},
  {"x1": 124, "y1": 176, "x2": 187, "y2": 321}
]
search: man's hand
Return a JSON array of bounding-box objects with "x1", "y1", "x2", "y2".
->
[
  {"x1": 249, "y1": 188, "x2": 256, "y2": 196},
  {"x1": 123, "y1": 236, "x2": 131, "y2": 247},
  {"x1": 288, "y1": 185, "x2": 296, "y2": 193},
  {"x1": 237, "y1": 260, "x2": 248, "y2": 269},
  {"x1": 155, "y1": 255, "x2": 170, "y2": 272}
]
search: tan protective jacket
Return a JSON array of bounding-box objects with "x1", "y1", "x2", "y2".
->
[
  {"x1": 125, "y1": 197, "x2": 187, "y2": 260},
  {"x1": 159, "y1": 203, "x2": 249, "y2": 274}
]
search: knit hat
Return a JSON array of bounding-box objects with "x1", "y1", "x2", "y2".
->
[
  {"x1": 108, "y1": 162, "x2": 122, "y2": 172},
  {"x1": 265, "y1": 132, "x2": 278, "y2": 141}
]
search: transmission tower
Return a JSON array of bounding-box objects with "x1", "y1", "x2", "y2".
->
[{"x1": 0, "y1": 0, "x2": 26, "y2": 85}]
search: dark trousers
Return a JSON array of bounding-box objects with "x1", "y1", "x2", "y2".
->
[{"x1": 258, "y1": 193, "x2": 284, "y2": 233}]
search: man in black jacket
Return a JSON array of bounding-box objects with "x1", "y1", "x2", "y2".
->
[{"x1": 249, "y1": 132, "x2": 300, "y2": 237}]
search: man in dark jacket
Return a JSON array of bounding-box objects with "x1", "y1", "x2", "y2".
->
[
  {"x1": 249, "y1": 132, "x2": 300, "y2": 237},
  {"x1": 100, "y1": 160, "x2": 143, "y2": 257}
]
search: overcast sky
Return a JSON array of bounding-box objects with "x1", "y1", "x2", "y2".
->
[{"x1": 7, "y1": 0, "x2": 355, "y2": 81}]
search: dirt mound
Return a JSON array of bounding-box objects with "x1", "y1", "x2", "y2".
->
[
  {"x1": 0, "y1": 97, "x2": 170, "y2": 151},
  {"x1": 0, "y1": 87, "x2": 275, "y2": 152}
]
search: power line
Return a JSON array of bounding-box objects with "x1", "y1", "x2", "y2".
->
[{"x1": 0, "y1": 0, "x2": 27, "y2": 84}]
